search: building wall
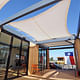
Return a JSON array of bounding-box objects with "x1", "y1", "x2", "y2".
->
[
  {"x1": 74, "y1": 39, "x2": 80, "y2": 70},
  {"x1": 28, "y1": 45, "x2": 39, "y2": 75}
]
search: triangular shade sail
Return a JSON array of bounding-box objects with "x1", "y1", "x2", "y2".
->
[
  {"x1": 0, "y1": 0, "x2": 9, "y2": 10},
  {"x1": 8, "y1": 0, "x2": 71, "y2": 42}
]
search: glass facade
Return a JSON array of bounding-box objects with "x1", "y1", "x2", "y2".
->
[
  {"x1": 8, "y1": 37, "x2": 21, "y2": 79},
  {"x1": 0, "y1": 32, "x2": 11, "y2": 80},
  {"x1": 39, "y1": 49, "x2": 47, "y2": 71},
  {"x1": 0, "y1": 45, "x2": 10, "y2": 80},
  {"x1": 0, "y1": 31, "x2": 29, "y2": 80},
  {"x1": 19, "y1": 41, "x2": 28, "y2": 76}
]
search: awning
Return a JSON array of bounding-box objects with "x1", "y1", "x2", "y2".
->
[
  {"x1": 8, "y1": 0, "x2": 72, "y2": 42},
  {"x1": 0, "y1": 0, "x2": 9, "y2": 10}
]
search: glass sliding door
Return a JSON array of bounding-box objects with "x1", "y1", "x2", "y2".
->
[
  {"x1": 42, "y1": 50, "x2": 46, "y2": 70},
  {"x1": 0, "y1": 31, "x2": 29, "y2": 80},
  {"x1": 19, "y1": 41, "x2": 28, "y2": 76},
  {"x1": 8, "y1": 37, "x2": 21, "y2": 79},
  {"x1": 38, "y1": 49, "x2": 42, "y2": 70},
  {"x1": 0, "y1": 32, "x2": 11, "y2": 80},
  {"x1": 39, "y1": 49, "x2": 47, "y2": 71},
  {"x1": 7, "y1": 38, "x2": 29, "y2": 79},
  {"x1": 0, "y1": 45, "x2": 10, "y2": 80},
  {"x1": 43, "y1": 50, "x2": 46, "y2": 69}
]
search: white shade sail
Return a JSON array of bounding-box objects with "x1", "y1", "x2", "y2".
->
[
  {"x1": 8, "y1": 0, "x2": 71, "y2": 42},
  {"x1": 0, "y1": 0, "x2": 9, "y2": 10}
]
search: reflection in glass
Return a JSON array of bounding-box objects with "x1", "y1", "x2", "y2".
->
[
  {"x1": 38, "y1": 49, "x2": 42, "y2": 70},
  {"x1": 0, "y1": 32, "x2": 29, "y2": 79},
  {"x1": 19, "y1": 41, "x2": 28, "y2": 76},
  {"x1": 8, "y1": 37, "x2": 21, "y2": 79},
  {"x1": 0, "y1": 32, "x2": 11, "y2": 80},
  {"x1": 39, "y1": 49, "x2": 47, "y2": 71}
]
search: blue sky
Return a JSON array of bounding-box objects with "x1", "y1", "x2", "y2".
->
[{"x1": 0, "y1": 0, "x2": 80, "y2": 59}]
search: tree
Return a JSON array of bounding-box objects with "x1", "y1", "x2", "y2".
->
[{"x1": 49, "y1": 57, "x2": 53, "y2": 61}]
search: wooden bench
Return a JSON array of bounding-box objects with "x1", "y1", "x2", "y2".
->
[{"x1": 32, "y1": 64, "x2": 40, "y2": 73}]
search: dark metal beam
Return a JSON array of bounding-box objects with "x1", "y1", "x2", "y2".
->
[
  {"x1": 39, "y1": 44, "x2": 49, "y2": 49},
  {"x1": 17, "y1": 39, "x2": 23, "y2": 76},
  {"x1": 36, "y1": 36, "x2": 75, "y2": 44},
  {"x1": 26, "y1": 42, "x2": 30, "y2": 75},
  {"x1": 1, "y1": 28, "x2": 29, "y2": 43},
  {"x1": 39, "y1": 45, "x2": 74, "y2": 50},
  {"x1": 65, "y1": 40, "x2": 74, "y2": 45},
  {"x1": 46, "y1": 49, "x2": 48, "y2": 69},
  {"x1": 4, "y1": 36, "x2": 13, "y2": 80},
  {"x1": 0, "y1": 42, "x2": 10, "y2": 46},
  {"x1": 0, "y1": 0, "x2": 62, "y2": 26},
  {"x1": 48, "y1": 46, "x2": 74, "y2": 50},
  {"x1": 39, "y1": 44, "x2": 74, "y2": 49}
]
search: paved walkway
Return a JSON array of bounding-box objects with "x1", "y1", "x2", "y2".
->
[{"x1": 13, "y1": 69, "x2": 80, "y2": 80}]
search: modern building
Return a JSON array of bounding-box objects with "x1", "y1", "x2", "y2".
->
[
  {"x1": 57, "y1": 57, "x2": 65, "y2": 64},
  {"x1": 0, "y1": 28, "x2": 29, "y2": 80},
  {"x1": 0, "y1": 0, "x2": 80, "y2": 80},
  {"x1": 0, "y1": 29, "x2": 50, "y2": 80}
]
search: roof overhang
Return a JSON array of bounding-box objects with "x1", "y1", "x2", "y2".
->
[
  {"x1": 0, "y1": 0, "x2": 76, "y2": 48},
  {"x1": 8, "y1": 0, "x2": 72, "y2": 41}
]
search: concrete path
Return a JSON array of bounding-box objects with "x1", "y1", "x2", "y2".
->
[{"x1": 13, "y1": 69, "x2": 80, "y2": 80}]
